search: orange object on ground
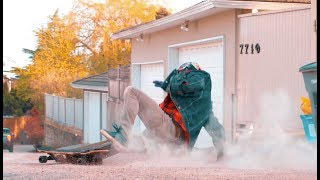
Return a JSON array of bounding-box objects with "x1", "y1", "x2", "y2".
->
[{"x1": 300, "y1": 97, "x2": 312, "y2": 115}]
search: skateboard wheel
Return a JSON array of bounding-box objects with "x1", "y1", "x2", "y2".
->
[
  {"x1": 94, "y1": 158, "x2": 103, "y2": 164},
  {"x1": 39, "y1": 156, "x2": 48, "y2": 163},
  {"x1": 55, "y1": 155, "x2": 66, "y2": 163},
  {"x1": 76, "y1": 157, "x2": 87, "y2": 165}
]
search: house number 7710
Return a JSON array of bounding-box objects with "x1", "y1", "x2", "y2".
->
[{"x1": 239, "y1": 43, "x2": 261, "y2": 54}]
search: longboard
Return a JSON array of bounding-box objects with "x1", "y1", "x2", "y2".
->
[{"x1": 37, "y1": 140, "x2": 116, "y2": 165}]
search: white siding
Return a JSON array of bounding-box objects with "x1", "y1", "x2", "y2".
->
[{"x1": 237, "y1": 7, "x2": 311, "y2": 130}]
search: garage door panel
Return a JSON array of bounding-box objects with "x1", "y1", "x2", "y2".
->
[
  {"x1": 179, "y1": 42, "x2": 223, "y2": 68},
  {"x1": 207, "y1": 67, "x2": 224, "y2": 98},
  {"x1": 141, "y1": 63, "x2": 164, "y2": 105}
]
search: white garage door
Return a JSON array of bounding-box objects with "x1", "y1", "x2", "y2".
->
[
  {"x1": 133, "y1": 62, "x2": 165, "y2": 133},
  {"x1": 179, "y1": 40, "x2": 224, "y2": 148},
  {"x1": 140, "y1": 63, "x2": 165, "y2": 104}
]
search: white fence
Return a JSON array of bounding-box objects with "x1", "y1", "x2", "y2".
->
[{"x1": 45, "y1": 94, "x2": 83, "y2": 129}]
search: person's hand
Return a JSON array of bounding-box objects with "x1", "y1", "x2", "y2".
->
[{"x1": 152, "y1": 80, "x2": 163, "y2": 87}]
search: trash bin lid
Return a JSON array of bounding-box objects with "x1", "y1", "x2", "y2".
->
[{"x1": 299, "y1": 62, "x2": 317, "y2": 72}]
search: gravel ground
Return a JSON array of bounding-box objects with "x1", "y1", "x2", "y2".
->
[{"x1": 3, "y1": 145, "x2": 317, "y2": 180}]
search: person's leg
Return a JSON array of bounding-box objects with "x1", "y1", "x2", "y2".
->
[
  {"x1": 204, "y1": 112, "x2": 226, "y2": 161},
  {"x1": 118, "y1": 86, "x2": 177, "y2": 143}
]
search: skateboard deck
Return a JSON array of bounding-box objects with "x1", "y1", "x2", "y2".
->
[{"x1": 37, "y1": 140, "x2": 117, "y2": 165}]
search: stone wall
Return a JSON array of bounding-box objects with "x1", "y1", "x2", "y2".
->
[{"x1": 44, "y1": 118, "x2": 83, "y2": 148}]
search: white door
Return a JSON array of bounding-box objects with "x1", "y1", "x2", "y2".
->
[
  {"x1": 178, "y1": 41, "x2": 224, "y2": 148},
  {"x1": 133, "y1": 62, "x2": 164, "y2": 133},
  {"x1": 84, "y1": 91, "x2": 101, "y2": 144}
]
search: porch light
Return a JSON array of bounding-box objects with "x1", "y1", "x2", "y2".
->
[
  {"x1": 252, "y1": 9, "x2": 258, "y2": 13},
  {"x1": 136, "y1": 34, "x2": 144, "y2": 42},
  {"x1": 180, "y1": 20, "x2": 189, "y2": 31}
]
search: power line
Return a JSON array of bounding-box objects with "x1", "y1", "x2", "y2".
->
[{"x1": 3, "y1": 56, "x2": 17, "y2": 66}]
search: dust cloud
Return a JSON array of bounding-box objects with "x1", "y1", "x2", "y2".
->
[
  {"x1": 224, "y1": 90, "x2": 317, "y2": 170},
  {"x1": 128, "y1": 90, "x2": 317, "y2": 170}
]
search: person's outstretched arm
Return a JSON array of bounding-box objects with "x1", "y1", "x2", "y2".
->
[{"x1": 153, "y1": 69, "x2": 178, "y2": 92}]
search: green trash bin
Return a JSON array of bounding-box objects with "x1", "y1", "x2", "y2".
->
[{"x1": 299, "y1": 62, "x2": 317, "y2": 133}]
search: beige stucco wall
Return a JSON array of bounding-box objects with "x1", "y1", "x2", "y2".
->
[{"x1": 131, "y1": 10, "x2": 237, "y2": 141}]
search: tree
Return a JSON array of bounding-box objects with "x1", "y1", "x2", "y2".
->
[
  {"x1": 3, "y1": 81, "x2": 30, "y2": 116},
  {"x1": 21, "y1": 10, "x2": 88, "y2": 106},
  {"x1": 13, "y1": 0, "x2": 171, "y2": 109},
  {"x1": 11, "y1": 67, "x2": 35, "y2": 102},
  {"x1": 22, "y1": 48, "x2": 38, "y2": 59},
  {"x1": 155, "y1": 7, "x2": 171, "y2": 19},
  {"x1": 24, "y1": 109, "x2": 44, "y2": 145},
  {"x1": 71, "y1": 0, "x2": 169, "y2": 74},
  {"x1": 3, "y1": 82, "x2": 13, "y2": 115}
]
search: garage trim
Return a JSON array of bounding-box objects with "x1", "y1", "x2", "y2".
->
[
  {"x1": 132, "y1": 60, "x2": 164, "y2": 65},
  {"x1": 131, "y1": 60, "x2": 164, "y2": 89},
  {"x1": 130, "y1": 60, "x2": 164, "y2": 134}
]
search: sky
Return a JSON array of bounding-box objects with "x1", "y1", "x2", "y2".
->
[{"x1": 3, "y1": 0, "x2": 202, "y2": 78}]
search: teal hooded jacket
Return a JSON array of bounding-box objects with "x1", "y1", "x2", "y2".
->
[{"x1": 161, "y1": 65, "x2": 225, "y2": 149}]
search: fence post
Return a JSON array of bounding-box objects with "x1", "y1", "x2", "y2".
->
[
  {"x1": 50, "y1": 95, "x2": 51, "y2": 119},
  {"x1": 64, "y1": 98, "x2": 67, "y2": 124},
  {"x1": 44, "y1": 94, "x2": 47, "y2": 118},
  {"x1": 74, "y1": 97, "x2": 76, "y2": 128},
  {"x1": 57, "y1": 96, "x2": 60, "y2": 123},
  {"x1": 52, "y1": 94, "x2": 54, "y2": 120}
]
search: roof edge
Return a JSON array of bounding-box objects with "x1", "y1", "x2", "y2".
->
[
  {"x1": 72, "y1": 72, "x2": 108, "y2": 84},
  {"x1": 213, "y1": 0, "x2": 310, "y2": 9},
  {"x1": 111, "y1": 0, "x2": 214, "y2": 40},
  {"x1": 111, "y1": 0, "x2": 308, "y2": 40},
  {"x1": 71, "y1": 83, "x2": 108, "y2": 91}
]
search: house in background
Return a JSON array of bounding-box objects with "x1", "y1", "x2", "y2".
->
[
  {"x1": 43, "y1": 66, "x2": 130, "y2": 146},
  {"x1": 3, "y1": 75, "x2": 15, "y2": 92},
  {"x1": 110, "y1": 0, "x2": 315, "y2": 147},
  {"x1": 71, "y1": 72, "x2": 109, "y2": 144}
]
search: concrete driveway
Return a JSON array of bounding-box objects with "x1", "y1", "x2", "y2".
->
[{"x1": 3, "y1": 143, "x2": 317, "y2": 180}]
